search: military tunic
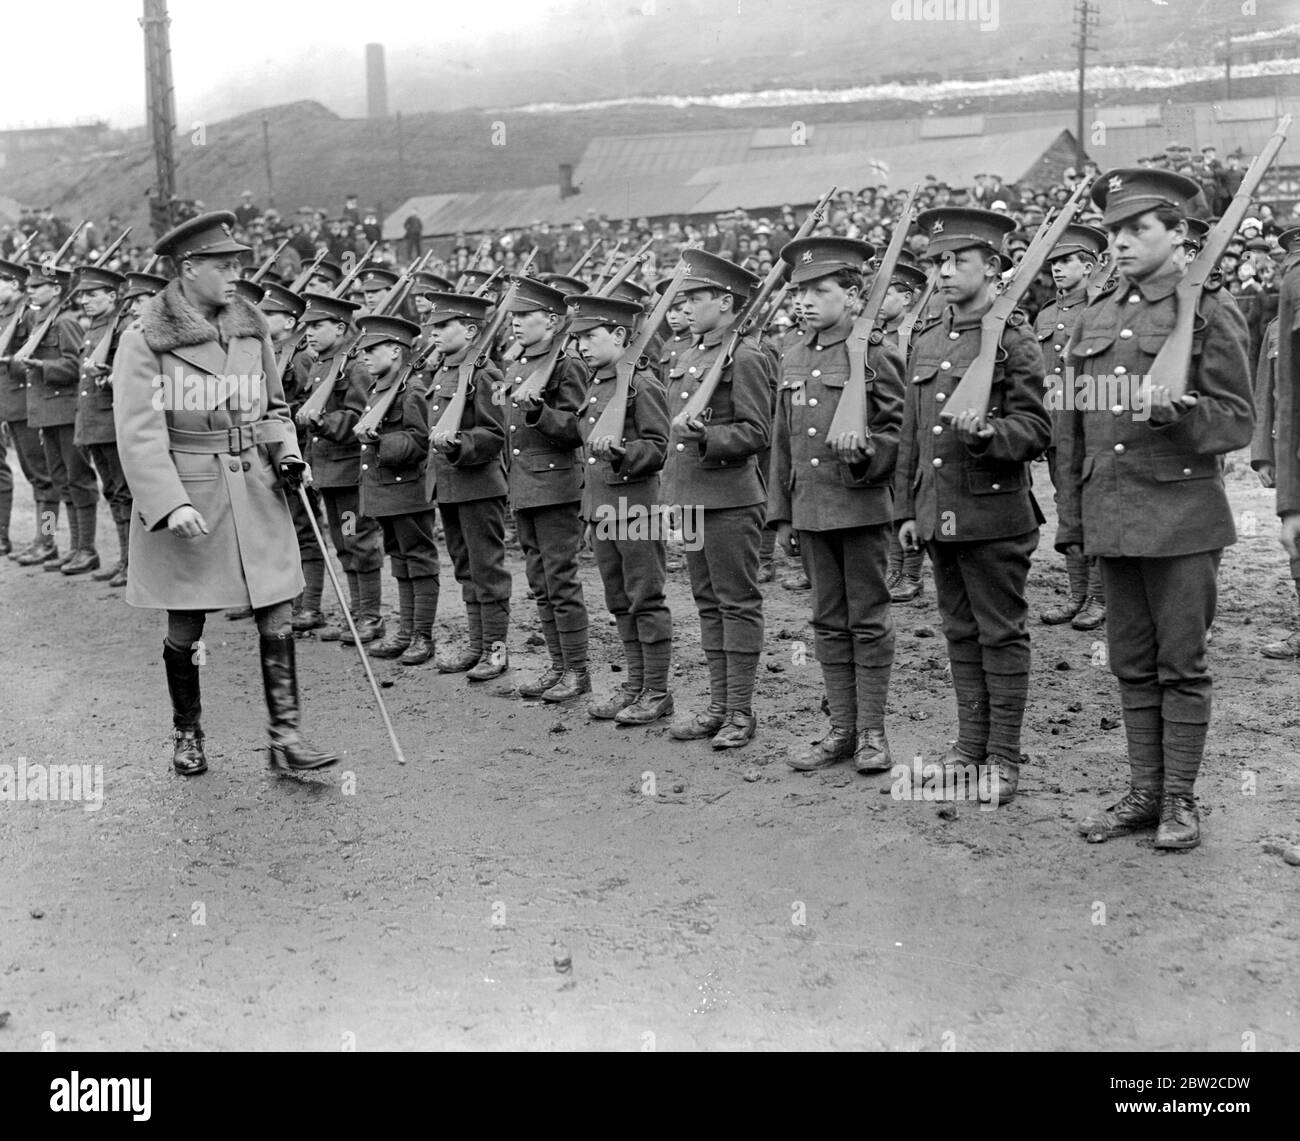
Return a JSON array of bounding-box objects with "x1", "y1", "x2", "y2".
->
[
  {"x1": 0, "y1": 297, "x2": 53, "y2": 516},
  {"x1": 1055, "y1": 263, "x2": 1253, "y2": 728},
  {"x1": 75, "y1": 307, "x2": 133, "y2": 527}
]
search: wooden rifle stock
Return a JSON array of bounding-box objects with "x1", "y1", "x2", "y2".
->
[
  {"x1": 0, "y1": 299, "x2": 27, "y2": 361},
  {"x1": 897, "y1": 265, "x2": 940, "y2": 361},
  {"x1": 594, "y1": 239, "x2": 654, "y2": 297},
  {"x1": 84, "y1": 301, "x2": 131, "y2": 379},
  {"x1": 940, "y1": 179, "x2": 1090, "y2": 423},
  {"x1": 825, "y1": 182, "x2": 922, "y2": 455},
  {"x1": 586, "y1": 262, "x2": 691, "y2": 455},
  {"x1": 1148, "y1": 113, "x2": 1292, "y2": 399},
  {"x1": 673, "y1": 185, "x2": 836, "y2": 431}
]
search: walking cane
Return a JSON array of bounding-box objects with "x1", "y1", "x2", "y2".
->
[{"x1": 295, "y1": 484, "x2": 407, "y2": 765}]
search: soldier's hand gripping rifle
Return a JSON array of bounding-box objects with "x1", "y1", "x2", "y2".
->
[
  {"x1": 425, "y1": 254, "x2": 535, "y2": 451},
  {"x1": 585, "y1": 260, "x2": 691, "y2": 461},
  {"x1": 1146, "y1": 113, "x2": 1292, "y2": 400},
  {"x1": 825, "y1": 182, "x2": 922, "y2": 460},
  {"x1": 939, "y1": 179, "x2": 1090, "y2": 424},
  {"x1": 673, "y1": 186, "x2": 836, "y2": 433}
]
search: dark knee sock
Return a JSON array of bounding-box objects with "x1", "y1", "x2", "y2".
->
[
  {"x1": 641, "y1": 638, "x2": 670, "y2": 693},
  {"x1": 1162, "y1": 721, "x2": 1207, "y2": 797},
  {"x1": 411, "y1": 576, "x2": 439, "y2": 638},
  {"x1": 819, "y1": 661, "x2": 856, "y2": 730},
  {"x1": 725, "y1": 650, "x2": 759, "y2": 716},
  {"x1": 396, "y1": 577, "x2": 415, "y2": 634}
]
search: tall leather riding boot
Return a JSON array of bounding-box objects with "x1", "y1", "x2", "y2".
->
[
  {"x1": 163, "y1": 640, "x2": 207, "y2": 776},
  {"x1": 259, "y1": 632, "x2": 339, "y2": 771},
  {"x1": 95, "y1": 519, "x2": 127, "y2": 581},
  {"x1": 14, "y1": 501, "x2": 59, "y2": 564},
  {"x1": 62, "y1": 504, "x2": 101, "y2": 575}
]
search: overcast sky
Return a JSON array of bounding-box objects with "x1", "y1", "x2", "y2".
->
[{"x1": 0, "y1": 0, "x2": 576, "y2": 129}]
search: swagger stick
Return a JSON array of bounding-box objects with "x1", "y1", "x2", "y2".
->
[{"x1": 295, "y1": 486, "x2": 406, "y2": 765}]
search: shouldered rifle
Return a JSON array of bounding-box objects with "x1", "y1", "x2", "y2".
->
[
  {"x1": 826, "y1": 182, "x2": 922, "y2": 456},
  {"x1": 897, "y1": 264, "x2": 940, "y2": 361},
  {"x1": 84, "y1": 300, "x2": 133, "y2": 380},
  {"x1": 250, "y1": 238, "x2": 290, "y2": 284},
  {"x1": 330, "y1": 241, "x2": 379, "y2": 297},
  {"x1": 1147, "y1": 113, "x2": 1292, "y2": 399},
  {"x1": 940, "y1": 178, "x2": 1090, "y2": 424},
  {"x1": 8, "y1": 232, "x2": 37, "y2": 265},
  {"x1": 673, "y1": 185, "x2": 836, "y2": 432},
  {"x1": 10, "y1": 221, "x2": 97, "y2": 365},
  {"x1": 92, "y1": 227, "x2": 132, "y2": 268},
  {"x1": 428, "y1": 258, "x2": 534, "y2": 445},
  {"x1": 0, "y1": 298, "x2": 27, "y2": 361},
  {"x1": 567, "y1": 237, "x2": 603, "y2": 281},
  {"x1": 288, "y1": 248, "x2": 329, "y2": 293},
  {"x1": 595, "y1": 238, "x2": 654, "y2": 298},
  {"x1": 586, "y1": 260, "x2": 692, "y2": 458},
  {"x1": 590, "y1": 241, "x2": 624, "y2": 291}
]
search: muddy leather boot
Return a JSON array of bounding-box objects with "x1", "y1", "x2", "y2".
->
[
  {"x1": 45, "y1": 504, "x2": 77, "y2": 572},
  {"x1": 163, "y1": 640, "x2": 207, "y2": 776},
  {"x1": 108, "y1": 520, "x2": 130, "y2": 588},
  {"x1": 259, "y1": 633, "x2": 338, "y2": 771}
]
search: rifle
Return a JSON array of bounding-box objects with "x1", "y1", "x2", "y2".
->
[
  {"x1": 288, "y1": 247, "x2": 329, "y2": 293},
  {"x1": 1147, "y1": 113, "x2": 1292, "y2": 398},
  {"x1": 567, "y1": 237, "x2": 603, "y2": 281},
  {"x1": 595, "y1": 238, "x2": 654, "y2": 298},
  {"x1": 296, "y1": 254, "x2": 426, "y2": 425},
  {"x1": 940, "y1": 179, "x2": 1090, "y2": 423},
  {"x1": 8, "y1": 233, "x2": 37, "y2": 265},
  {"x1": 824, "y1": 183, "x2": 922, "y2": 457},
  {"x1": 0, "y1": 299, "x2": 27, "y2": 361},
  {"x1": 897, "y1": 265, "x2": 940, "y2": 361},
  {"x1": 330, "y1": 241, "x2": 379, "y2": 297},
  {"x1": 674, "y1": 185, "x2": 836, "y2": 431},
  {"x1": 11, "y1": 222, "x2": 108, "y2": 365},
  {"x1": 250, "y1": 238, "x2": 290, "y2": 285},
  {"x1": 426, "y1": 258, "x2": 535, "y2": 445},
  {"x1": 590, "y1": 241, "x2": 624, "y2": 291},
  {"x1": 93, "y1": 226, "x2": 132, "y2": 267},
  {"x1": 586, "y1": 260, "x2": 692, "y2": 458}
]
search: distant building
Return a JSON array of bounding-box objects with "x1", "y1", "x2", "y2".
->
[{"x1": 0, "y1": 122, "x2": 110, "y2": 173}]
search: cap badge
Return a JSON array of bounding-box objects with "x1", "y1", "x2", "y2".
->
[
  {"x1": 221, "y1": 223, "x2": 233, "y2": 238},
  {"x1": 931, "y1": 219, "x2": 944, "y2": 234},
  {"x1": 1108, "y1": 175, "x2": 1124, "y2": 192},
  {"x1": 801, "y1": 250, "x2": 813, "y2": 264}
]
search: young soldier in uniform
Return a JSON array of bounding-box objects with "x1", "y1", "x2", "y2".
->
[
  {"x1": 295, "y1": 292, "x2": 386, "y2": 643},
  {"x1": 112, "y1": 212, "x2": 335, "y2": 776},
  {"x1": 354, "y1": 267, "x2": 399, "y2": 319},
  {"x1": 664, "y1": 251, "x2": 771, "y2": 748},
  {"x1": 1254, "y1": 228, "x2": 1300, "y2": 660},
  {"x1": 20, "y1": 264, "x2": 100, "y2": 573},
  {"x1": 772, "y1": 238, "x2": 906, "y2": 773},
  {"x1": 424, "y1": 291, "x2": 512, "y2": 681},
  {"x1": 657, "y1": 287, "x2": 693, "y2": 384},
  {"x1": 504, "y1": 278, "x2": 592, "y2": 701},
  {"x1": 0, "y1": 259, "x2": 57, "y2": 563},
  {"x1": 881, "y1": 260, "x2": 931, "y2": 603},
  {"x1": 355, "y1": 314, "x2": 438, "y2": 665},
  {"x1": 1037, "y1": 224, "x2": 1109, "y2": 630},
  {"x1": 1060, "y1": 171, "x2": 1254, "y2": 849},
  {"x1": 895, "y1": 208, "x2": 1052, "y2": 804},
  {"x1": 72, "y1": 265, "x2": 133, "y2": 587},
  {"x1": 570, "y1": 294, "x2": 674, "y2": 724}
]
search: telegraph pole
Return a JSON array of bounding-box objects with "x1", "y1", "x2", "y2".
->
[
  {"x1": 140, "y1": 0, "x2": 177, "y2": 236},
  {"x1": 262, "y1": 117, "x2": 275, "y2": 207},
  {"x1": 1072, "y1": 0, "x2": 1099, "y2": 167}
]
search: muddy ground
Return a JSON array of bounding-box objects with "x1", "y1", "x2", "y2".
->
[{"x1": 1, "y1": 456, "x2": 1297, "y2": 1051}]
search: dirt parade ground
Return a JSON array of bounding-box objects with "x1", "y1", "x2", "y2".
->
[{"x1": 1, "y1": 457, "x2": 1297, "y2": 1052}]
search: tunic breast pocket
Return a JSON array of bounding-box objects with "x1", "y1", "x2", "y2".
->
[
  {"x1": 379, "y1": 463, "x2": 422, "y2": 486},
  {"x1": 526, "y1": 452, "x2": 575, "y2": 475},
  {"x1": 965, "y1": 466, "x2": 1024, "y2": 495}
]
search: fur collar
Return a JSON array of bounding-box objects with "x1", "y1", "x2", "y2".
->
[{"x1": 138, "y1": 279, "x2": 268, "y2": 354}]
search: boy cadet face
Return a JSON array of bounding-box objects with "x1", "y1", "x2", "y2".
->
[
  {"x1": 184, "y1": 254, "x2": 242, "y2": 307},
  {"x1": 665, "y1": 300, "x2": 689, "y2": 333},
  {"x1": 431, "y1": 318, "x2": 473, "y2": 354},
  {"x1": 1049, "y1": 251, "x2": 1093, "y2": 292},
  {"x1": 79, "y1": 286, "x2": 116, "y2": 317},
  {"x1": 932, "y1": 247, "x2": 999, "y2": 307},
  {"x1": 796, "y1": 275, "x2": 856, "y2": 330},
  {"x1": 414, "y1": 294, "x2": 433, "y2": 315},
  {"x1": 305, "y1": 317, "x2": 343, "y2": 353},
  {"x1": 1109, "y1": 211, "x2": 1184, "y2": 281},
  {"x1": 880, "y1": 282, "x2": 911, "y2": 321},
  {"x1": 360, "y1": 341, "x2": 400, "y2": 377},
  {"x1": 27, "y1": 281, "x2": 59, "y2": 307},
  {"x1": 575, "y1": 325, "x2": 626, "y2": 370},
  {"x1": 680, "y1": 286, "x2": 731, "y2": 335},
  {"x1": 0, "y1": 277, "x2": 18, "y2": 303},
  {"x1": 266, "y1": 312, "x2": 295, "y2": 340},
  {"x1": 510, "y1": 308, "x2": 555, "y2": 348}
]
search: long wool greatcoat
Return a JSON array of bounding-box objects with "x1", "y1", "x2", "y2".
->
[{"x1": 111, "y1": 282, "x2": 304, "y2": 610}]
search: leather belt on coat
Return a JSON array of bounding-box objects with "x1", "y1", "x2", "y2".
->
[{"x1": 166, "y1": 420, "x2": 295, "y2": 454}]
